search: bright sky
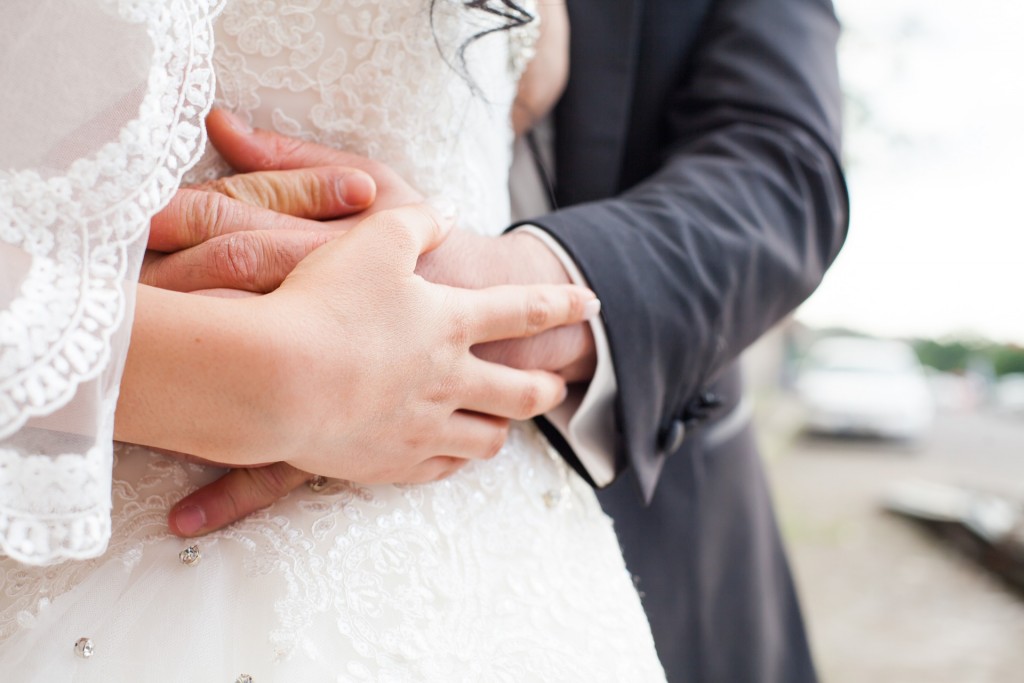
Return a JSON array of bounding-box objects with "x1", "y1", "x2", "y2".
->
[{"x1": 796, "y1": 0, "x2": 1024, "y2": 344}]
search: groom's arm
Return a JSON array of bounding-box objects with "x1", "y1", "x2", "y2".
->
[{"x1": 527, "y1": 0, "x2": 849, "y2": 500}]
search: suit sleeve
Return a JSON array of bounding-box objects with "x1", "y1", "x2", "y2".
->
[{"x1": 526, "y1": 0, "x2": 850, "y2": 499}]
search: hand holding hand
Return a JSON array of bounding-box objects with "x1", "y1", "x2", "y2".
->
[
  {"x1": 145, "y1": 203, "x2": 597, "y2": 535},
  {"x1": 146, "y1": 110, "x2": 596, "y2": 378},
  {"x1": 149, "y1": 113, "x2": 598, "y2": 537},
  {"x1": 254, "y1": 203, "x2": 597, "y2": 481}
]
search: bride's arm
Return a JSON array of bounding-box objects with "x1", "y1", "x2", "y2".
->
[{"x1": 114, "y1": 286, "x2": 274, "y2": 461}]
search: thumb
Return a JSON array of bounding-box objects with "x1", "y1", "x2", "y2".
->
[
  {"x1": 207, "y1": 108, "x2": 378, "y2": 174},
  {"x1": 168, "y1": 462, "x2": 312, "y2": 537}
]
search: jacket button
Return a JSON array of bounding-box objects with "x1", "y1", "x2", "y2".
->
[{"x1": 658, "y1": 419, "x2": 686, "y2": 454}]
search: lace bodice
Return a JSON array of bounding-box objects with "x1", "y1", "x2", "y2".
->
[{"x1": 188, "y1": 0, "x2": 538, "y2": 234}]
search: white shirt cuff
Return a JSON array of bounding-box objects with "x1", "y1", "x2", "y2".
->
[{"x1": 513, "y1": 225, "x2": 618, "y2": 487}]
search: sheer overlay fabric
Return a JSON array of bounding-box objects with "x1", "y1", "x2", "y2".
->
[{"x1": 0, "y1": 0, "x2": 224, "y2": 566}]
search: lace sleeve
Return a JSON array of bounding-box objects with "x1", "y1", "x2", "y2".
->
[{"x1": 0, "y1": 0, "x2": 223, "y2": 566}]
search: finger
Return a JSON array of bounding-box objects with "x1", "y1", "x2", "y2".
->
[
  {"x1": 150, "y1": 189, "x2": 326, "y2": 252},
  {"x1": 344, "y1": 204, "x2": 454, "y2": 271},
  {"x1": 462, "y1": 283, "x2": 599, "y2": 344},
  {"x1": 193, "y1": 166, "x2": 375, "y2": 219},
  {"x1": 403, "y1": 456, "x2": 469, "y2": 484},
  {"x1": 142, "y1": 230, "x2": 334, "y2": 293},
  {"x1": 460, "y1": 362, "x2": 569, "y2": 420},
  {"x1": 168, "y1": 462, "x2": 312, "y2": 537},
  {"x1": 435, "y1": 412, "x2": 511, "y2": 461},
  {"x1": 208, "y1": 109, "x2": 387, "y2": 174}
]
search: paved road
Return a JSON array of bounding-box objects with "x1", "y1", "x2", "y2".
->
[{"x1": 764, "y1": 408, "x2": 1024, "y2": 683}]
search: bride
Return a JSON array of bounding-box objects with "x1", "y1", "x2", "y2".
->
[{"x1": 0, "y1": 0, "x2": 666, "y2": 680}]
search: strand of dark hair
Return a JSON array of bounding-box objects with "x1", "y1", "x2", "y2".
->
[{"x1": 430, "y1": 0, "x2": 536, "y2": 95}]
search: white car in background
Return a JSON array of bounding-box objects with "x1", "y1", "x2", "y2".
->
[
  {"x1": 993, "y1": 373, "x2": 1024, "y2": 415},
  {"x1": 795, "y1": 336, "x2": 935, "y2": 441}
]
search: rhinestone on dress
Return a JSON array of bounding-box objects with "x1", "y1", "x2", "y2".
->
[
  {"x1": 236, "y1": 675, "x2": 254, "y2": 683},
  {"x1": 308, "y1": 475, "x2": 328, "y2": 492},
  {"x1": 179, "y1": 544, "x2": 201, "y2": 567},
  {"x1": 74, "y1": 637, "x2": 94, "y2": 659},
  {"x1": 542, "y1": 490, "x2": 562, "y2": 509}
]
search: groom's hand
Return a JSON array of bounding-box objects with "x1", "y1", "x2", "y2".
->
[
  {"x1": 143, "y1": 166, "x2": 375, "y2": 294},
  {"x1": 161, "y1": 112, "x2": 596, "y2": 537},
  {"x1": 149, "y1": 110, "x2": 595, "y2": 378}
]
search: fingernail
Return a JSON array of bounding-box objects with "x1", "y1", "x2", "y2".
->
[
  {"x1": 336, "y1": 173, "x2": 374, "y2": 208},
  {"x1": 426, "y1": 195, "x2": 458, "y2": 223},
  {"x1": 583, "y1": 298, "x2": 602, "y2": 321},
  {"x1": 222, "y1": 109, "x2": 253, "y2": 134},
  {"x1": 172, "y1": 504, "x2": 206, "y2": 536}
]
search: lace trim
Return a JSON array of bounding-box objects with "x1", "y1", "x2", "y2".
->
[
  {"x1": 0, "y1": 446, "x2": 111, "y2": 562},
  {"x1": 0, "y1": 0, "x2": 225, "y2": 565},
  {"x1": 0, "y1": 0, "x2": 223, "y2": 439}
]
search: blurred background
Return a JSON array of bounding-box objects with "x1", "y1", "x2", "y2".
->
[{"x1": 746, "y1": 1, "x2": 1024, "y2": 680}]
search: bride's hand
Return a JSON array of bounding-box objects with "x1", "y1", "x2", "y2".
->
[{"x1": 248, "y1": 203, "x2": 598, "y2": 481}]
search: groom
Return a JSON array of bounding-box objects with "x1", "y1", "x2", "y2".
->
[{"x1": 146, "y1": 0, "x2": 848, "y2": 680}]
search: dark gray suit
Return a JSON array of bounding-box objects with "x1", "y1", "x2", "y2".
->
[{"x1": 522, "y1": 0, "x2": 849, "y2": 680}]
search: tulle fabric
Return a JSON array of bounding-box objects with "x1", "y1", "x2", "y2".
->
[{"x1": 2, "y1": 426, "x2": 665, "y2": 681}]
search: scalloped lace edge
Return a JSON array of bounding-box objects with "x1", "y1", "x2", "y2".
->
[{"x1": 0, "y1": 0, "x2": 226, "y2": 565}]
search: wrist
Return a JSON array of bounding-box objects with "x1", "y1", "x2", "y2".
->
[
  {"x1": 415, "y1": 228, "x2": 571, "y2": 289},
  {"x1": 116, "y1": 286, "x2": 279, "y2": 464},
  {"x1": 500, "y1": 230, "x2": 574, "y2": 286}
]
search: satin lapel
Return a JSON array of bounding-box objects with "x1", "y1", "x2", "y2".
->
[{"x1": 556, "y1": 0, "x2": 644, "y2": 205}]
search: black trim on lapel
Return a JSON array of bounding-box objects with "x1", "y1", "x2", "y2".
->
[{"x1": 555, "y1": 0, "x2": 644, "y2": 205}]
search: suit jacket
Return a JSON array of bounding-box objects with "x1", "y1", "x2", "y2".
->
[{"x1": 523, "y1": 0, "x2": 848, "y2": 680}]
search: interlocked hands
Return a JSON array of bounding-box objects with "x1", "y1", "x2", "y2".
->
[{"x1": 130, "y1": 111, "x2": 597, "y2": 536}]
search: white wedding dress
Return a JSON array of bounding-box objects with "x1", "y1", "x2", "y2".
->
[{"x1": 0, "y1": 1, "x2": 666, "y2": 681}]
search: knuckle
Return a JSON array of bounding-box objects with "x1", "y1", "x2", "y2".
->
[
  {"x1": 253, "y1": 173, "x2": 309, "y2": 213},
  {"x1": 203, "y1": 177, "x2": 232, "y2": 197},
  {"x1": 210, "y1": 234, "x2": 260, "y2": 287},
  {"x1": 377, "y1": 213, "x2": 419, "y2": 253},
  {"x1": 206, "y1": 175, "x2": 279, "y2": 211},
  {"x1": 567, "y1": 290, "x2": 587, "y2": 321},
  {"x1": 220, "y1": 484, "x2": 249, "y2": 521},
  {"x1": 516, "y1": 382, "x2": 543, "y2": 419},
  {"x1": 430, "y1": 372, "x2": 460, "y2": 406},
  {"x1": 525, "y1": 292, "x2": 553, "y2": 335},
  {"x1": 402, "y1": 428, "x2": 429, "y2": 454},
  {"x1": 189, "y1": 191, "x2": 232, "y2": 243},
  {"x1": 484, "y1": 423, "x2": 509, "y2": 460},
  {"x1": 228, "y1": 175, "x2": 272, "y2": 207},
  {"x1": 252, "y1": 464, "x2": 295, "y2": 499},
  {"x1": 271, "y1": 135, "x2": 306, "y2": 165},
  {"x1": 446, "y1": 307, "x2": 472, "y2": 348}
]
